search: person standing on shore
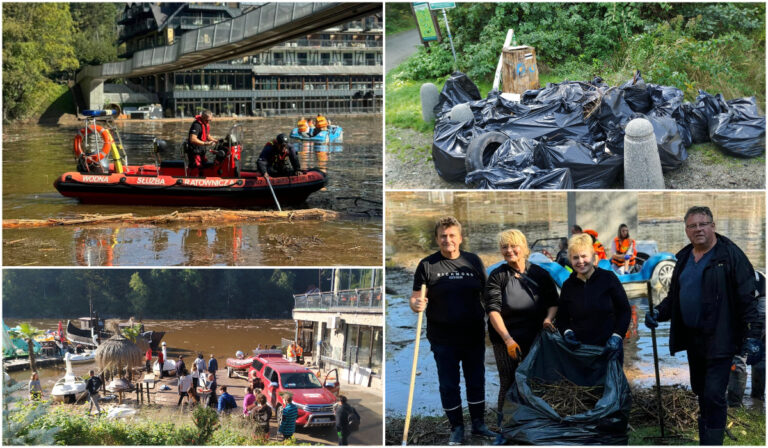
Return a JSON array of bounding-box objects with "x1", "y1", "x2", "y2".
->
[
  {"x1": 195, "y1": 354, "x2": 206, "y2": 377},
  {"x1": 645, "y1": 206, "x2": 762, "y2": 445},
  {"x1": 278, "y1": 392, "x2": 298, "y2": 440},
  {"x1": 28, "y1": 371, "x2": 42, "y2": 401},
  {"x1": 410, "y1": 216, "x2": 496, "y2": 445},
  {"x1": 208, "y1": 354, "x2": 218, "y2": 381},
  {"x1": 145, "y1": 348, "x2": 152, "y2": 373},
  {"x1": 85, "y1": 370, "x2": 102, "y2": 415}
]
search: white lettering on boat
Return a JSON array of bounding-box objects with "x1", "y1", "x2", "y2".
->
[
  {"x1": 81, "y1": 175, "x2": 110, "y2": 183},
  {"x1": 182, "y1": 178, "x2": 233, "y2": 187},
  {"x1": 135, "y1": 177, "x2": 167, "y2": 186}
]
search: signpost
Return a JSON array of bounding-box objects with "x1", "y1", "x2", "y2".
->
[
  {"x1": 428, "y1": 2, "x2": 457, "y2": 70},
  {"x1": 412, "y1": 2, "x2": 439, "y2": 43}
]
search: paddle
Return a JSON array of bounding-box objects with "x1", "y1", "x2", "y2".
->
[
  {"x1": 264, "y1": 174, "x2": 282, "y2": 211},
  {"x1": 402, "y1": 284, "x2": 426, "y2": 446}
]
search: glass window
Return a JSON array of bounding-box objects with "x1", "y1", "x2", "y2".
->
[
  {"x1": 371, "y1": 328, "x2": 382, "y2": 374},
  {"x1": 358, "y1": 327, "x2": 372, "y2": 369}
]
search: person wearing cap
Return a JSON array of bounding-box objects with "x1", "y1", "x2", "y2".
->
[{"x1": 257, "y1": 134, "x2": 301, "y2": 177}]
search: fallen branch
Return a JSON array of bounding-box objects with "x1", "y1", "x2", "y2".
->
[{"x1": 3, "y1": 209, "x2": 341, "y2": 228}]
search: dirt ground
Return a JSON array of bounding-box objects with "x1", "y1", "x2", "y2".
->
[{"x1": 385, "y1": 126, "x2": 765, "y2": 190}]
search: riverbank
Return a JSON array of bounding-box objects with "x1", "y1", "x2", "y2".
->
[
  {"x1": 384, "y1": 404, "x2": 765, "y2": 446},
  {"x1": 8, "y1": 367, "x2": 382, "y2": 446}
]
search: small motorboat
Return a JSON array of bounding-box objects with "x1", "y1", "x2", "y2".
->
[
  {"x1": 226, "y1": 350, "x2": 255, "y2": 377},
  {"x1": 51, "y1": 353, "x2": 88, "y2": 404},
  {"x1": 68, "y1": 350, "x2": 95, "y2": 364},
  {"x1": 289, "y1": 125, "x2": 343, "y2": 143},
  {"x1": 54, "y1": 111, "x2": 327, "y2": 207}
]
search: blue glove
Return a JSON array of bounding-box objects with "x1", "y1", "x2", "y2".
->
[
  {"x1": 742, "y1": 338, "x2": 762, "y2": 366},
  {"x1": 563, "y1": 330, "x2": 581, "y2": 350},
  {"x1": 604, "y1": 334, "x2": 623, "y2": 360},
  {"x1": 624, "y1": 254, "x2": 631, "y2": 260},
  {"x1": 644, "y1": 309, "x2": 659, "y2": 329}
]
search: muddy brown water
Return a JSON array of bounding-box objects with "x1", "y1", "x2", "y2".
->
[
  {"x1": 5, "y1": 318, "x2": 293, "y2": 395},
  {"x1": 3, "y1": 117, "x2": 382, "y2": 266}
]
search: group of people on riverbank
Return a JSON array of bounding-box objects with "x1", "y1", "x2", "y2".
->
[{"x1": 409, "y1": 206, "x2": 764, "y2": 446}]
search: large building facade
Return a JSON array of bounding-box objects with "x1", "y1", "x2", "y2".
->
[{"x1": 115, "y1": 3, "x2": 382, "y2": 117}]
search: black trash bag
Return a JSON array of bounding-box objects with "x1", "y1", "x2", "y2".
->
[
  {"x1": 465, "y1": 137, "x2": 535, "y2": 188},
  {"x1": 648, "y1": 84, "x2": 692, "y2": 147},
  {"x1": 466, "y1": 166, "x2": 573, "y2": 189},
  {"x1": 591, "y1": 88, "x2": 635, "y2": 154},
  {"x1": 619, "y1": 71, "x2": 651, "y2": 113},
  {"x1": 534, "y1": 139, "x2": 623, "y2": 189},
  {"x1": 432, "y1": 118, "x2": 476, "y2": 181},
  {"x1": 631, "y1": 112, "x2": 688, "y2": 171},
  {"x1": 709, "y1": 96, "x2": 766, "y2": 158},
  {"x1": 433, "y1": 72, "x2": 482, "y2": 119},
  {"x1": 499, "y1": 331, "x2": 631, "y2": 445},
  {"x1": 471, "y1": 90, "x2": 532, "y2": 128},
  {"x1": 684, "y1": 90, "x2": 726, "y2": 144},
  {"x1": 522, "y1": 81, "x2": 601, "y2": 107},
  {"x1": 499, "y1": 102, "x2": 594, "y2": 144}
]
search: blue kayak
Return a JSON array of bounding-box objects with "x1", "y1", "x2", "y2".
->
[{"x1": 289, "y1": 125, "x2": 343, "y2": 143}]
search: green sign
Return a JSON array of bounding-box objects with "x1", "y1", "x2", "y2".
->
[
  {"x1": 429, "y1": 2, "x2": 455, "y2": 10},
  {"x1": 413, "y1": 2, "x2": 438, "y2": 42}
]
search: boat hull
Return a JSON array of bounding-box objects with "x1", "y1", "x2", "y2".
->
[
  {"x1": 54, "y1": 169, "x2": 327, "y2": 207},
  {"x1": 289, "y1": 126, "x2": 343, "y2": 143}
]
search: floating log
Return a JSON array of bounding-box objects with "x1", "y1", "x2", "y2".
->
[{"x1": 2, "y1": 209, "x2": 341, "y2": 229}]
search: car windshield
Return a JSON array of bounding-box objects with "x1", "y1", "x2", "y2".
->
[{"x1": 281, "y1": 372, "x2": 322, "y2": 389}]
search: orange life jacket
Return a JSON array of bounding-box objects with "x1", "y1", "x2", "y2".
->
[
  {"x1": 611, "y1": 237, "x2": 637, "y2": 266},
  {"x1": 584, "y1": 229, "x2": 607, "y2": 260},
  {"x1": 316, "y1": 115, "x2": 328, "y2": 130},
  {"x1": 194, "y1": 115, "x2": 209, "y2": 141},
  {"x1": 296, "y1": 346, "x2": 303, "y2": 357},
  {"x1": 287, "y1": 345, "x2": 295, "y2": 358},
  {"x1": 297, "y1": 119, "x2": 308, "y2": 133}
]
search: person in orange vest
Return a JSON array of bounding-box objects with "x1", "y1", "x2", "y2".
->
[
  {"x1": 287, "y1": 343, "x2": 297, "y2": 362},
  {"x1": 297, "y1": 117, "x2": 310, "y2": 137},
  {"x1": 611, "y1": 224, "x2": 637, "y2": 274},
  {"x1": 295, "y1": 344, "x2": 304, "y2": 364},
  {"x1": 583, "y1": 229, "x2": 607, "y2": 261},
  {"x1": 312, "y1": 113, "x2": 329, "y2": 136}
]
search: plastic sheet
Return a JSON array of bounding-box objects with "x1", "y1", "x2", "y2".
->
[
  {"x1": 433, "y1": 72, "x2": 482, "y2": 119},
  {"x1": 466, "y1": 165, "x2": 573, "y2": 190},
  {"x1": 499, "y1": 331, "x2": 631, "y2": 445},
  {"x1": 534, "y1": 139, "x2": 623, "y2": 188}
]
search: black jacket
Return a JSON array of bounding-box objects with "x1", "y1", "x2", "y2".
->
[
  {"x1": 656, "y1": 234, "x2": 761, "y2": 358},
  {"x1": 335, "y1": 402, "x2": 355, "y2": 433},
  {"x1": 86, "y1": 376, "x2": 102, "y2": 394},
  {"x1": 555, "y1": 267, "x2": 631, "y2": 346}
]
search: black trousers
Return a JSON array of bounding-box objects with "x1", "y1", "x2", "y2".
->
[
  {"x1": 688, "y1": 352, "x2": 731, "y2": 430},
  {"x1": 431, "y1": 341, "x2": 486, "y2": 428},
  {"x1": 337, "y1": 429, "x2": 350, "y2": 445},
  {"x1": 491, "y1": 341, "x2": 531, "y2": 414},
  {"x1": 177, "y1": 391, "x2": 189, "y2": 406}
]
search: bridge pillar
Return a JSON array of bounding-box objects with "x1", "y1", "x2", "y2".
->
[
  {"x1": 78, "y1": 76, "x2": 105, "y2": 111},
  {"x1": 567, "y1": 191, "x2": 638, "y2": 247}
]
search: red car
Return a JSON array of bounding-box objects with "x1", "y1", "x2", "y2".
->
[{"x1": 247, "y1": 351, "x2": 340, "y2": 428}]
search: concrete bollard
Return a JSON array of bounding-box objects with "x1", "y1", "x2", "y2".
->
[
  {"x1": 448, "y1": 103, "x2": 473, "y2": 123},
  {"x1": 624, "y1": 118, "x2": 665, "y2": 189},
  {"x1": 420, "y1": 83, "x2": 439, "y2": 122}
]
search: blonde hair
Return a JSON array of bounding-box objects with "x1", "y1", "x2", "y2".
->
[
  {"x1": 568, "y1": 234, "x2": 594, "y2": 259},
  {"x1": 498, "y1": 229, "x2": 530, "y2": 259}
]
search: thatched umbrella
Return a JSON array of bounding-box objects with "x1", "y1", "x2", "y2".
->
[{"x1": 94, "y1": 335, "x2": 143, "y2": 374}]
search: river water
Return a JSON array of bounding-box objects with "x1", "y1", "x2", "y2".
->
[
  {"x1": 5, "y1": 318, "x2": 294, "y2": 396},
  {"x1": 3, "y1": 116, "x2": 382, "y2": 266},
  {"x1": 384, "y1": 191, "x2": 765, "y2": 416}
]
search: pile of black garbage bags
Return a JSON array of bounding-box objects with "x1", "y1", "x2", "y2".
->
[{"x1": 431, "y1": 71, "x2": 765, "y2": 189}]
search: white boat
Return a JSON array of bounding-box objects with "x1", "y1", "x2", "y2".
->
[
  {"x1": 152, "y1": 359, "x2": 176, "y2": 376},
  {"x1": 51, "y1": 353, "x2": 88, "y2": 403},
  {"x1": 69, "y1": 350, "x2": 95, "y2": 364}
]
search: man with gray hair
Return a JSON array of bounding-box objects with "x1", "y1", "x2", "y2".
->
[
  {"x1": 645, "y1": 206, "x2": 762, "y2": 445},
  {"x1": 187, "y1": 109, "x2": 217, "y2": 176},
  {"x1": 410, "y1": 216, "x2": 496, "y2": 445}
]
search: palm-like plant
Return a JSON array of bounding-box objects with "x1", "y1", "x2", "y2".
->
[
  {"x1": 121, "y1": 324, "x2": 143, "y2": 343},
  {"x1": 8, "y1": 323, "x2": 43, "y2": 371}
]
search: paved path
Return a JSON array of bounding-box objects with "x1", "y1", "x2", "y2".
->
[{"x1": 386, "y1": 28, "x2": 421, "y2": 73}]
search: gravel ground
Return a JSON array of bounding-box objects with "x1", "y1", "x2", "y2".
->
[{"x1": 385, "y1": 126, "x2": 765, "y2": 190}]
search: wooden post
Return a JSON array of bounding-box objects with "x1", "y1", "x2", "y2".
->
[{"x1": 501, "y1": 46, "x2": 540, "y2": 95}]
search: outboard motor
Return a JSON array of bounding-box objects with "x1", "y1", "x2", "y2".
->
[{"x1": 153, "y1": 138, "x2": 170, "y2": 167}]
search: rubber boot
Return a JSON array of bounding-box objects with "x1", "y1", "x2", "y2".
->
[
  {"x1": 726, "y1": 365, "x2": 747, "y2": 407},
  {"x1": 492, "y1": 412, "x2": 506, "y2": 445},
  {"x1": 700, "y1": 428, "x2": 725, "y2": 446},
  {"x1": 448, "y1": 425, "x2": 465, "y2": 446},
  {"x1": 471, "y1": 417, "x2": 498, "y2": 438}
]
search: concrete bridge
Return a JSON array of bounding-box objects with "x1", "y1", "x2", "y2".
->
[{"x1": 76, "y1": 2, "x2": 381, "y2": 109}]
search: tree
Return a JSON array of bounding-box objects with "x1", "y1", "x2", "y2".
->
[
  {"x1": 8, "y1": 323, "x2": 44, "y2": 371},
  {"x1": 70, "y1": 3, "x2": 119, "y2": 66},
  {"x1": 2, "y1": 381, "x2": 59, "y2": 445},
  {"x1": 2, "y1": 3, "x2": 78, "y2": 120},
  {"x1": 128, "y1": 273, "x2": 149, "y2": 320}
]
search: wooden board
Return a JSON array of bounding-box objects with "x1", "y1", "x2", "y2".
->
[{"x1": 502, "y1": 46, "x2": 540, "y2": 95}]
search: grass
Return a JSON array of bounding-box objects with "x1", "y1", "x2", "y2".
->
[{"x1": 689, "y1": 142, "x2": 766, "y2": 167}]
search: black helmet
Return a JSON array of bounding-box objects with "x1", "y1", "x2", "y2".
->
[{"x1": 276, "y1": 134, "x2": 288, "y2": 145}]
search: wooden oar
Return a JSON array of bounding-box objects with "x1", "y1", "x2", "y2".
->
[{"x1": 402, "y1": 284, "x2": 427, "y2": 446}]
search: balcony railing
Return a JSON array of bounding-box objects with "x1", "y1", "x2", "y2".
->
[
  {"x1": 275, "y1": 39, "x2": 382, "y2": 49},
  {"x1": 294, "y1": 287, "x2": 382, "y2": 311}
]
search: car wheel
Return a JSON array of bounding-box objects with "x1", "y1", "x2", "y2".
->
[
  {"x1": 275, "y1": 404, "x2": 283, "y2": 426},
  {"x1": 464, "y1": 131, "x2": 508, "y2": 177},
  {"x1": 651, "y1": 260, "x2": 675, "y2": 292}
]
